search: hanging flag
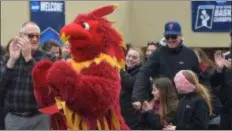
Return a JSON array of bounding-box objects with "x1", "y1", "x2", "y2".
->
[{"x1": 30, "y1": 0, "x2": 65, "y2": 45}]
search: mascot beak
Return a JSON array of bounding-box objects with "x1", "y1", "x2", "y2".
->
[
  {"x1": 60, "y1": 23, "x2": 92, "y2": 45},
  {"x1": 60, "y1": 32, "x2": 70, "y2": 45}
]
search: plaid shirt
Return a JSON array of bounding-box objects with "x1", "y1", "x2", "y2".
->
[{"x1": 0, "y1": 49, "x2": 55, "y2": 113}]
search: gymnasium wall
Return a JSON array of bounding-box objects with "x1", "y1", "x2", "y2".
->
[{"x1": 1, "y1": 1, "x2": 230, "y2": 48}]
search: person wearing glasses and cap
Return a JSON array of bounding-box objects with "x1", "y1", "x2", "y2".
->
[
  {"x1": 0, "y1": 21, "x2": 56, "y2": 130},
  {"x1": 132, "y1": 21, "x2": 204, "y2": 112}
]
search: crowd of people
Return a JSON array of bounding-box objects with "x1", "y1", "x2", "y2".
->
[{"x1": 0, "y1": 20, "x2": 231, "y2": 130}]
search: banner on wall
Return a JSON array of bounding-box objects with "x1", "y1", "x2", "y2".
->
[
  {"x1": 191, "y1": 1, "x2": 232, "y2": 32},
  {"x1": 30, "y1": 1, "x2": 65, "y2": 45}
]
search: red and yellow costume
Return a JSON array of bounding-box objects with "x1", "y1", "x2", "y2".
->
[{"x1": 32, "y1": 4, "x2": 129, "y2": 130}]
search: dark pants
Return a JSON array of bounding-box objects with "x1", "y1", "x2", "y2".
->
[
  {"x1": 220, "y1": 102, "x2": 232, "y2": 130},
  {"x1": 0, "y1": 108, "x2": 6, "y2": 130},
  {"x1": 220, "y1": 112, "x2": 232, "y2": 129}
]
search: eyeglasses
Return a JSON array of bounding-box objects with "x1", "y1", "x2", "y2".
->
[
  {"x1": 23, "y1": 33, "x2": 40, "y2": 39},
  {"x1": 165, "y1": 35, "x2": 178, "y2": 40}
]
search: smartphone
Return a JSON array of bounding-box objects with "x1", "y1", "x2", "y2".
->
[{"x1": 225, "y1": 53, "x2": 231, "y2": 61}]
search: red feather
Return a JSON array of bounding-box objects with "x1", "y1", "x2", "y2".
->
[{"x1": 89, "y1": 5, "x2": 117, "y2": 18}]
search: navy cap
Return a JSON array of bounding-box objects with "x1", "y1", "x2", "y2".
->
[{"x1": 163, "y1": 21, "x2": 181, "y2": 35}]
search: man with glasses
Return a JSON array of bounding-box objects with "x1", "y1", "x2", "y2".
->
[
  {"x1": 0, "y1": 21, "x2": 55, "y2": 129},
  {"x1": 132, "y1": 21, "x2": 203, "y2": 110}
]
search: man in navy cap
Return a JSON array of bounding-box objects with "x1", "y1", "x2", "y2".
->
[
  {"x1": 132, "y1": 21, "x2": 205, "y2": 112},
  {"x1": 163, "y1": 21, "x2": 183, "y2": 48}
]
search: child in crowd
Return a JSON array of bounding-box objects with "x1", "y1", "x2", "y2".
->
[
  {"x1": 164, "y1": 70, "x2": 212, "y2": 130},
  {"x1": 140, "y1": 77, "x2": 178, "y2": 130}
]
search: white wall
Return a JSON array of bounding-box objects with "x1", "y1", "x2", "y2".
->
[{"x1": 1, "y1": 1, "x2": 230, "y2": 48}]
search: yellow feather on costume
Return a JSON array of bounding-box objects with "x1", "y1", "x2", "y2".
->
[{"x1": 66, "y1": 53, "x2": 123, "y2": 73}]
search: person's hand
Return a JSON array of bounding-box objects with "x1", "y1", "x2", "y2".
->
[
  {"x1": 18, "y1": 36, "x2": 32, "y2": 62},
  {"x1": 214, "y1": 50, "x2": 226, "y2": 72},
  {"x1": 9, "y1": 37, "x2": 21, "y2": 61},
  {"x1": 224, "y1": 58, "x2": 231, "y2": 69},
  {"x1": 7, "y1": 37, "x2": 21, "y2": 68},
  {"x1": 142, "y1": 100, "x2": 153, "y2": 112},
  {"x1": 163, "y1": 123, "x2": 176, "y2": 130},
  {"x1": 132, "y1": 101, "x2": 142, "y2": 110}
]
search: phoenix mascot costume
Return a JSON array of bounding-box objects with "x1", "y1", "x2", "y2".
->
[{"x1": 32, "y1": 4, "x2": 129, "y2": 130}]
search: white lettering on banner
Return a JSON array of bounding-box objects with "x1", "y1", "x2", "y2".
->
[
  {"x1": 213, "y1": 5, "x2": 231, "y2": 22},
  {"x1": 31, "y1": 5, "x2": 40, "y2": 10},
  {"x1": 40, "y1": 2, "x2": 63, "y2": 12}
]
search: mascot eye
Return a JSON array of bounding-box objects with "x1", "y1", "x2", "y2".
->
[{"x1": 82, "y1": 23, "x2": 90, "y2": 30}]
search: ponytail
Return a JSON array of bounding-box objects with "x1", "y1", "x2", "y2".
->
[{"x1": 195, "y1": 83, "x2": 213, "y2": 115}]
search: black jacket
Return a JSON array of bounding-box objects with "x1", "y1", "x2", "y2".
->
[
  {"x1": 210, "y1": 53, "x2": 232, "y2": 129},
  {"x1": 120, "y1": 65, "x2": 142, "y2": 129},
  {"x1": 132, "y1": 44, "x2": 203, "y2": 102},
  {"x1": 140, "y1": 108, "x2": 176, "y2": 130},
  {"x1": 0, "y1": 47, "x2": 6, "y2": 129},
  {"x1": 140, "y1": 110, "x2": 162, "y2": 130},
  {"x1": 211, "y1": 53, "x2": 232, "y2": 108},
  {"x1": 173, "y1": 93, "x2": 210, "y2": 130}
]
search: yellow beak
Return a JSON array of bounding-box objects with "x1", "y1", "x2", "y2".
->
[{"x1": 60, "y1": 33, "x2": 70, "y2": 45}]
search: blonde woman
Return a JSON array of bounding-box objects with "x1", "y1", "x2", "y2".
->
[
  {"x1": 120, "y1": 47, "x2": 144, "y2": 129},
  {"x1": 164, "y1": 70, "x2": 212, "y2": 130}
]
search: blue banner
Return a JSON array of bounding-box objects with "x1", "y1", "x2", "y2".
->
[
  {"x1": 30, "y1": 1, "x2": 65, "y2": 45},
  {"x1": 191, "y1": 1, "x2": 232, "y2": 32}
]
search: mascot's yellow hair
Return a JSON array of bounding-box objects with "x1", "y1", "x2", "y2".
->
[{"x1": 67, "y1": 53, "x2": 124, "y2": 73}]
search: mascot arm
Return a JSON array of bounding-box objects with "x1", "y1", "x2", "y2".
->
[
  {"x1": 47, "y1": 61, "x2": 120, "y2": 116},
  {"x1": 32, "y1": 59, "x2": 56, "y2": 107}
]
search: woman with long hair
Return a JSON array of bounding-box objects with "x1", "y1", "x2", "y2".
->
[
  {"x1": 140, "y1": 77, "x2": 178, "y2": 130},
  {"x1": 164, "y1": 70, "x2": 212, "y2": 130},
  {"x1": 193, "y1": 48, "x2": 215, "y2": 72}
]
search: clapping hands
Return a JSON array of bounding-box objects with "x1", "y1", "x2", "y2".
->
[
  {"x1": 214, "y1": 50, "x2": 231, "y2": 71},
  {"x1": 9, "y1": 35, "x2": 32, "y2": 62},
  {"x1": 163, "y1": 123, "x2": 176, "y2": 130}
]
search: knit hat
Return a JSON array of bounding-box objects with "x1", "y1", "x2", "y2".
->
[{"x1": 174, "y1": 70, "x2": 196, "y2": 94}]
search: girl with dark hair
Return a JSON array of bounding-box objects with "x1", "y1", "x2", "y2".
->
[
  {"x1": 42, "y1": 39, "x2": 62, "y2": 60},
  {"x1": 139, "y1": 77, "x2": 178, "y2": 130}
]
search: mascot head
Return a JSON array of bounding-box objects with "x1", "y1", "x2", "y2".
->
[{"x1": 60, "y1": 4, "x2": 125, "y2": 68}]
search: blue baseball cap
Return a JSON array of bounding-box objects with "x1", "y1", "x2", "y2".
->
[{"x1": 163, "y1": 21, "x2": 181, "y2": 35}]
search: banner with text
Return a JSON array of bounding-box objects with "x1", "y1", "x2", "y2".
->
[
  {"x1": 191, "y1": 1, "x2": 232, "y2": 32},
  {"x1": 30, "y1": 1, "x2": 65, "y2": 45}
]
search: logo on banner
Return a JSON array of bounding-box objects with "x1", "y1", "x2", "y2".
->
[
  {"x1": 31, "y1": 1, "x2": 40, "y2": 12},
  {"x1": 194, "y1": 2, "x2": 231, "y2": 30},
  {"x1": 40, "y1": 27, "x2": 63, "y2": 45},
  {"x1": 195, "y1": 5, "x2": 214, "y2": 29}
]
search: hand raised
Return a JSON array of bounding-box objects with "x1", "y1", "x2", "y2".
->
[
  {"x1": 214, "y1": 50, "x2": 225, "y2": 70},
  {"x1": 9, "y1": 37, "x2": 21, "y2": 61},
  {"x1": 17, "y1": 36, "x2": 32, "y2": 62},
  {"x1": 224, "y1": 58, "x2": 231, "y2": 69}
]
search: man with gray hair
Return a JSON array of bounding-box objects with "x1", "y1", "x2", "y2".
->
[{"x1": 0, "y1": 21, "x2": 55, "y2": 129}]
